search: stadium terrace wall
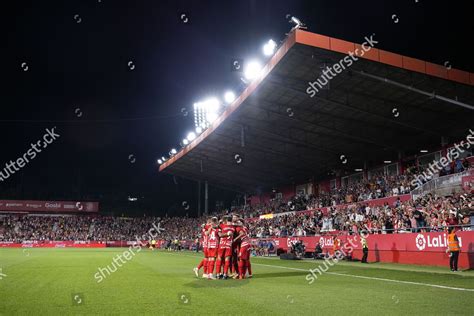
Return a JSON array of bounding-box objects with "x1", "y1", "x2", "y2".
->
[{"x1": 261, "y1": 231, "x2": 474, "y2": 269}]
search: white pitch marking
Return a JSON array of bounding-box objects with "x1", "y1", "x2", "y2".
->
[
  {"x1": 160, "y1": 252, "x2": 474, "y2": 292},
  {"x1": 253, "y1": 263, "x2": 474, "y2": 292}
]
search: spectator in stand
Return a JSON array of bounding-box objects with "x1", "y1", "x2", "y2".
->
[{"x1": 413, "y1": 209, "x2": 426, "y2": 232}]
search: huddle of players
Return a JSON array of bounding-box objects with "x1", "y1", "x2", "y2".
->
[{"x1": 193, "y1": 214, "x2": 252, "y2": 280}]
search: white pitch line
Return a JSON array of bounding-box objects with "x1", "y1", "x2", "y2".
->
[
  {"x1": 159, "y1": 251, "x2": 474, "y2": 292},
  {"x1": 253, "y1": 263, "x2": 474, "y2": 292}
]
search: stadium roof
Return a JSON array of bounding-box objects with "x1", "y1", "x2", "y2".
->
[{"x1": 159, "y1": 29, "x2": 474, "y2": 193}]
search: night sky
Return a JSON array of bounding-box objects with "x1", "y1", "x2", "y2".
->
[{"x1": 1, "y1": 0, "x2": 473, "y2": 216}]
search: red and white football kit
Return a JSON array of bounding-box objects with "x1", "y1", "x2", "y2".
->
[
  {"x1": 206, "y1": 226, "x2": 220, "y2": 258},
  {"x1": 237, "y1": 226, "x2": 251, "y2": 260},
  {"x1": 202, "y1": 224, "x2": 209, "y2": 256},
  {"x1": 206, "y1": 226, "x2": 220, "y2": 276},
  {"x1": 216, "y1": 223, "x2": 235, "y2": 276},
  {"x1": 196, "y1": 224, "x2": 210, "y2": 275},
  {"x1": 235, "y1": 225, "x2": 252, "y2": 278},
  {"x1": 218, "y1": 223, "x2": 235, "y2": 258}
]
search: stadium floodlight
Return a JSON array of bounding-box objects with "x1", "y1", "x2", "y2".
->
[
  {"x1": 157, "y1": 159, "x2": 163, "y2": 164},
  {"x1": 183, "y1": 138, "x2": 189, "y2": 145},
  {"x1": 206, "y1": 112, "x2": 218, "y2": 125},
  {"x1": 384, "y1": 160, "x2": 392, "y2": 164},
  {"x1": 224, "y1": 90, "x2": 236, "y2": 104},
  {"x1": 169, "y1": 148, "x2": 177, "y2": 156},
  {"x1": 354, "y1": 168, "x2": 363, "y2": 172},
  {"x1": 262, "y1": 39, "x2": 277, "y2": 56},
  {"x1": 244, "y1": 60, "x2": 263, "y2": 80},
  {"x1": 128, "y1": 196, "x2": 138, "y2": 202},
  {"x1": 187, "y1": 131, "x2": 196, "y2": 142},
  {"x1": 193, "y1": 97, "x2": 221, "y2": 129},
  {"x1": 196, "y1": 126, "x2": 203, "y2": 134},
  {"x1": 420, "y1": 149, "x2": 428, "y2": 153}
]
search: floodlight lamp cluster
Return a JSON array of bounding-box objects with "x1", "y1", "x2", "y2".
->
[{"x1": 158, "y1": 17, "x2": 306, "y2": 165}]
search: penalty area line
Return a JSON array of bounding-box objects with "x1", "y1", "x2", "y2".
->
[{"x1": 252, "y1": 263, "x2": 474, "y2": 292}]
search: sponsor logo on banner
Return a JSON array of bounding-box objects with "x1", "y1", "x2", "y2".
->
[
  {"x1": 6, "y1": 203, "x2": 23, "y2": 207},
  {"x1": 415, "y1": 234, "x2": 427, "y2": 250},
  {"x1": 287, "y1": 237, "x2": 299, "y2": 248},
  {"x1": 0, "y1": 199, "x2": 99, "y2": 212},
  {"x1": 319, "y1": 236, "x2": 334, "y2": 248},
  {"x1": 45, "y1": 202, "x2": 61, "y2": 209},
  {"x1": 26, "y1": 203, "x2": 42, "y2": 208},
  {"x1": 415, "y1": 233, "x2": 462, "y2": 251}
]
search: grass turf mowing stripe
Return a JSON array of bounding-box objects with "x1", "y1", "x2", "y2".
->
[{"x1": 164, "y1": 251, "x2": 474, "y2": 292}]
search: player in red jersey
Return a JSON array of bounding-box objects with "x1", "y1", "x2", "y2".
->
[
  {"x1": 194, "y1": 218, "x2": 211, "y2": 278},
  {"x1": 234, "y1": 219, "x2": 252, "y2": 279},
  {"x1": 230, "y1": 214, "x2": 241, "y2": 277},
  {"x1": 216, "y1": 216, "x2": 235, "y2": 279},
  {"x1": 206, "y1": 217, "x2": 220, "y2": 279}
]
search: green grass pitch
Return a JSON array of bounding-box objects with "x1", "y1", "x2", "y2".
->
[{"x1": 0, "y1": 248, "x2": 473, "y2": 315}]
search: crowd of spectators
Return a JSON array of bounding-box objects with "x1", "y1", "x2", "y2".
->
[
  {"x1": 0, "y1": 215, "x2": 199, "y2": 242},
  {"x1": 232, "y1": 159, "x2": 470, "y2": 218},
  {"x1": 249, "y1": 192, "x2": 473, "y2": 238},
  {"x1": 1, "y1": 192, "x2": 472, "y2": 242},
  {"x1": 0, "y1": 161, "x2": 472, "y2": 242}
]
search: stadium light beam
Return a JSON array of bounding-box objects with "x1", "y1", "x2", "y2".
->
[
  {"x1": 206, "y1": 112, "x2": 218, "y2": 125},
  {"x1": 262, "y1": 39, "x2": 277, "y2": 56},
  {"x1": 244, "y1": 60, "x2": 263, "y2": 80},
  {"x1": 224, "y1": 90, "x2": 236, "y2": 104},
  {"x1": 193, "y1": 97, "x2": 221, "y2": 128},
  {"x1": 187, "y1": 132, "x2": 196, "y2": 142}
]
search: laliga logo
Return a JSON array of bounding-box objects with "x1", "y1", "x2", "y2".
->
[
  {"x1": 415, "y1": 234, "x2": 426, "y2": 251},
  {"x1": 76, "y1": 202, "x2": 83, "y2": 211},
  {"x1": 319, "y1": 237, "x2": 333, "y2": 247},
  {"x1": 415, "y1": 233, "x2": 462, "y2": 251}
]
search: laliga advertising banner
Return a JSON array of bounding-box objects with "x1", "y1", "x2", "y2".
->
[
  {"x1": 0, "y1": 241, "x2": 105, "y2": 248},
  {"x1": 362, "y1": 231, "x2": 472, "y2": 253},
  {"x1": 273, "y1": 232, "x2": 474, "y2": 253},
  {"x1": 257, "y1": 231, "x2": 474, "y2": 269},
  {"x1": 0, "y1": 200, "x2": 99, "y2": 213}
]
